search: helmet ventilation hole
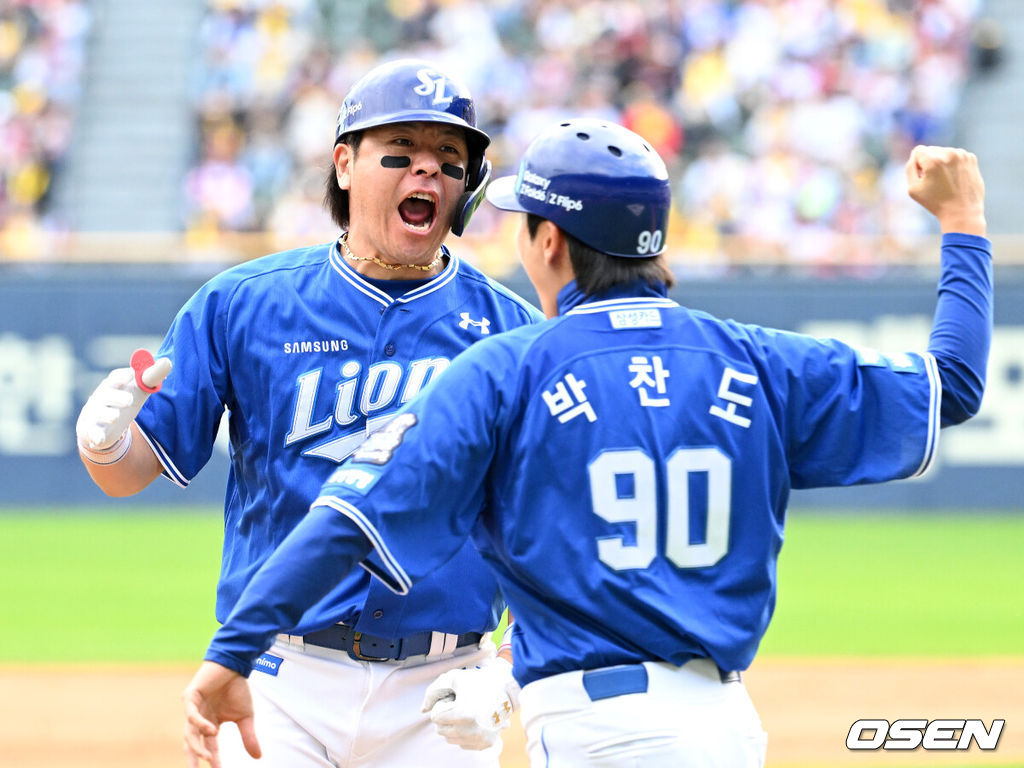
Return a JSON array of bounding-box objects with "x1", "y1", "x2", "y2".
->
[
  {"x1": 576, "y1": 132, "x2": 590, "y2": 140},
  {"x1": 607, "y1": 145, "x2": 622, "y2": 157}
]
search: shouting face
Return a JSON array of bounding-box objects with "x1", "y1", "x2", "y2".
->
[{"x1": 335, "y1": 121, "x2": 470, "y2": 276}]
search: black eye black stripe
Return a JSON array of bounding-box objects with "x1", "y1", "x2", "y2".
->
[
  {"x1": 441, "y1": 163, "x2": 465, "y2": 180},
  {"x1": 380, "y1": 156, "x2": 464, "y2": 181}
]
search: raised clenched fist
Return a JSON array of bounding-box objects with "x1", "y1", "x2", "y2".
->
[{"x1": 905, "y1": 145, "x2": 986, "y2": 236}]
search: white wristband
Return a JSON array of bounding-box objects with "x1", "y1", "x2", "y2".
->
[
  {"x1": 498, "y1": 622, "x2": 514, "y2": 655},
  {"x1": 79, "y1": 428, "x2": 132, "y2": 465}
]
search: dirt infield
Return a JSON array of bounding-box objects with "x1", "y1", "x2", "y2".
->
[{"x1": 2, "y1": 659, "x2": 1022, "y2": 768}]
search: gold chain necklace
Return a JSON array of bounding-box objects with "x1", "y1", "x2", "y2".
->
[{"x1": 340, "y1": 233, "x2": 444, "y2": 273}]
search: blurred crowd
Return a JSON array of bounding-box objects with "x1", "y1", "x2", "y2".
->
[
  {"x1": 184, "y1": 0, "x2": 988, "y2": 274},
  {"x1": 0, "y1": 0, "x2": 991, "y2": 272},
  {"x1": 0, "y1": 0, "x2": 90, "y2": 254}
]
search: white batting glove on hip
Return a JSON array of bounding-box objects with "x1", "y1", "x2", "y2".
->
[
  {"x1": 421, "y1": 656, "x2": 520, "y2": 751},
  {"x1": 76, "y1": 355, "x2": 171, "y2": 463}
]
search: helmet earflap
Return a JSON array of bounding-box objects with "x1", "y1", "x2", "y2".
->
[{"x1": 451, "y1": 158, "x2": 491, "y2": 237}]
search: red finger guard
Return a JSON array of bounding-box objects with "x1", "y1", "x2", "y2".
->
[{"x1": 130, "y1": 348, "x2": 161, "y2": 393}]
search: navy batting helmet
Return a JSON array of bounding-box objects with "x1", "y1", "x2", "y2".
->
[
  {"x1": 335, "y1": 59, "x2": 491, "y2": 236},
  {"x1": 485, "y1": 119, "x2": 671, "y2": 257}
]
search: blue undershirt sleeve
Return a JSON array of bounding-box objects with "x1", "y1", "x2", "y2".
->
[
  {"x1": 204, "y1": 505, "x2": 373, "y2": 676},
  {"x1": 928, "y1": 233, "x2": 993, "y2": 427}
]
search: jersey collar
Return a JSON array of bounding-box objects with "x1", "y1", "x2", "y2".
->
[
  {"x1": 557, "y1": 279, "x2": 673, "y2": 316},
  {"x1": 328, "y1": 236, "x2": 458, "y2": 308}
]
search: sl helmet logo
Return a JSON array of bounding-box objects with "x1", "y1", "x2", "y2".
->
[
  {"x1": 414, "y1": 69, "x2": 453, "y2": 106},
  {"x1": 459, "y1": 313, "x2": 491, "y2": 335}
]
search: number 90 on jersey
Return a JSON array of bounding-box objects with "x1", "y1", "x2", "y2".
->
[{"x1": 588, "y1": 447, "x2": 731, "y2": 571}]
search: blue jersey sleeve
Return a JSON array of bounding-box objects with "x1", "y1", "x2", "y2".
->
[
  {"x1": 311, "y1": 333, "x2": 521, "y2": 593},
  {"x1": 205, "y1": 505, "x2": 373, "y2": 675},
  {"x1": 749, "y1": 325, "x2": 941, "y2": 489},
  {"x1": 753, "y1": 232, "x2": 991, "y2": 487},
  {"x1": 928, "y1": 233, "x2": 992, "y2": 426},
  {"x1": 135, "y1": 277, "x2": 233, "y2": 485}
]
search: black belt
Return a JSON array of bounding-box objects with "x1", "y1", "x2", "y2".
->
[
  {"x1": 582, "y1": 663, "x2": 742, "y2": 701},
  {"x1": 300, "y1": 624, "x2": 483, "y2": 662}
]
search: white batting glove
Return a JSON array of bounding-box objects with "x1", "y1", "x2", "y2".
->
[
  {"x1": 76, "y1": 356, "x2": 171, "y2": 463},
  {"x1": 421, "y1": 656, "x2": 520, "y2": 751}
]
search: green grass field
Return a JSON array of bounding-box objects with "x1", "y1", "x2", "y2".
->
[
  {"x1": 759, "y1": 511, "x2": 1024, "y2": 657},
  {"x1": 0, "y1": 508, "x2": 1021, "y2": 663}
]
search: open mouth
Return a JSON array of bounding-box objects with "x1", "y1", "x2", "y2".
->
[{"x1": 398, "y1": 192, "x2": 436, "y2": 232}]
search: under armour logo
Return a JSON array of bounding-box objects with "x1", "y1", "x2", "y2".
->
[{"x1": 459, "y1": 313, "x2": 491, "y2": 335}]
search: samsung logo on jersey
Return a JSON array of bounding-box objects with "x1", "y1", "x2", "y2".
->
[{"x1": 284, "y1": 339, "x2": 350, "y2": 354}]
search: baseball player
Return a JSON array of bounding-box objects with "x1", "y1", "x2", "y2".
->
[
  {"x1": 180, "y1": 120, "x2": 992, "y2": 767},
  {"x1": 75, "y1": 59, "x2": 541, "y2": 768}
]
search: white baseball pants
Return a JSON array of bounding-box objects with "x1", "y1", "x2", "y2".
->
[
  {"x1": 217, "y1": 635, "x2": 501, "y2": 767},
  {"x1": 519, "y1": 658, "x2": 767, "y2": 767}
]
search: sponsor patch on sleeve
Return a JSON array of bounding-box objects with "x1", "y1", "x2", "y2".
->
[
  {"x1": 854, "y1": 347, "x2": 922, "y2": 373},
  {"x1": 325, "y1": 466, "x2": 381, "y2": 495}
]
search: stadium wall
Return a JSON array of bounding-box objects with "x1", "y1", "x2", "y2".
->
[{"x1": 1, "y1": 265, "x2": 1021, "y2": 509}]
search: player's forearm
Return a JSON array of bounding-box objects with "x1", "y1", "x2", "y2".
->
[
  {"x1": 934, "y1": 203, "x2": 986, "y2": 237},
  {"x1": 205, "y1": 504, "x2": 373, "y2": 675},
  {"x1": 928, "y1": 233, "x2": 993, "y2": 426},
  {"x1": 79, "y1": 422, "x2": 164, "y2": 496}
]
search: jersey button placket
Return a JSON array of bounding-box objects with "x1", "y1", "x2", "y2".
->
[{"x1": 384, "y1": 343, "x2": 395, "y2": 356}]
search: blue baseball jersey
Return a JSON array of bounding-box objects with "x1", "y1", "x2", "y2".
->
[
  {"x1": 134, "y1": 239, "x2": 542, "y2": 636},
  {"x1": 313, "y1": 275, "x2": 955, "y2": 686}
]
